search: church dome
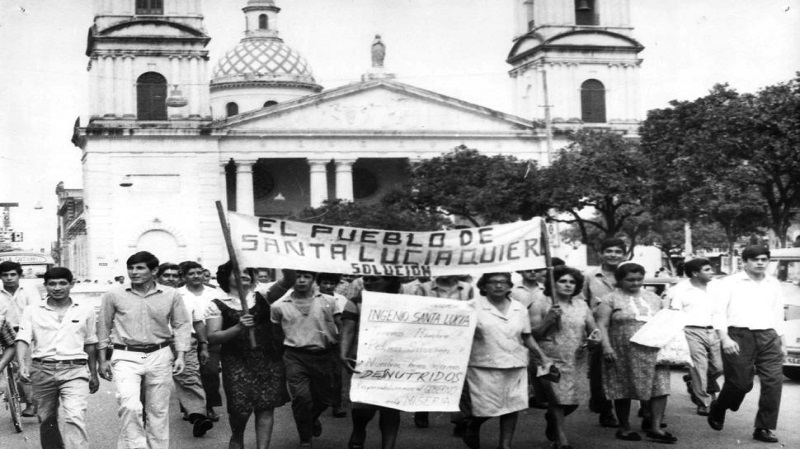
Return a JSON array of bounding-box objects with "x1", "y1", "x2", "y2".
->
[{"x1": 211, "y1": 38, "x2": 320, "y2": 89}]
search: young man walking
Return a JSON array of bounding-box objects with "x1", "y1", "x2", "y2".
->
[
  {"x1": 97, "y1": 251, "x2": 192, "y2": 449},
  {"x1": 271, "y1": 270, "x2": 342, "y2": 448},
  {"x1": 16, "y1": 267, "x2": 99, "y2": 449},
  {"x1": 708, "y1": 245, "x2": 786, "y2": 443},
  {"x1": 667, "y1": 258, "x2": 722, "y2": 416}
]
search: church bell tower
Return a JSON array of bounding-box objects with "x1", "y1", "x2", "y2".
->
[
  {"x1": 507, "y1": 0, "x2": 644, "y2": 133},
  {"x1": 85, "y1": 0, "x2": 212, "y2": 123}
]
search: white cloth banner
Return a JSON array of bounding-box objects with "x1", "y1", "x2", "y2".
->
[
  {"x1": 349, "y1": 291, "x2": 477, "y2": 411},
  {"x1": 228, "y1": 212, "x2": 544, "y2": 276}
]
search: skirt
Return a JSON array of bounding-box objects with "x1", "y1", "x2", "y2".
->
[{"x1": 465, "y1": 366, "x2": 528, "y2": 417}]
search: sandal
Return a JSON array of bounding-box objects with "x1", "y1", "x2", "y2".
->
[
  {"x1": 646, "y1": 431, "x2": 677, "y2": 444},
  {"x1": 615, "y1": 430, "x2": 642, "y2": 441}
]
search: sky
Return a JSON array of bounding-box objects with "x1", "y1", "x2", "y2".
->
[{"x1": 0, "y1": 0, "x2": 798, "y2": 252}]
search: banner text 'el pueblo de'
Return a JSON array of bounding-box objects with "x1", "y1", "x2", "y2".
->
[
  {"x1": 228, "y1": 212, "x2": 544, "y2": 276},
  {"x1": 349, "y1": 291, "x2": 477, "y2": 411}
]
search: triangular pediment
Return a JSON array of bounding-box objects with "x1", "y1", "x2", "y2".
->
[
  {"x1": 213, "y1": 80, "x2": 534, "y2": 134},
  {"x1": 97, "y1": 19, "x2": 208, "y2": 39}
]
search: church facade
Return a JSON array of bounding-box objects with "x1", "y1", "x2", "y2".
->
[{"x1": 68, "y1": 0, "x2": 644, "y2": 279}]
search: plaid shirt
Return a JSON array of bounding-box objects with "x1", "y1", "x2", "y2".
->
[{"x1": 0, "y1": 319, "x2": 15, "y2": 349}]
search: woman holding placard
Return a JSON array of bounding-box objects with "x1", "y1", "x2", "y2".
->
[
  {"x1": 595, "y1": 262, "x2": 675, "y2": 444},
  {"x1": 462, "y1": 272, "x2": 551, "y2": 449},
  {"x1": 339, "y1": 275, "x2": 404, "y2": 449},
  {"x1": 530, "y1": 265, "x2": 599, "y2": 449}
]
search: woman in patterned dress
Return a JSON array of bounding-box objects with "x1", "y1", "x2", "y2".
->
[
  {"x1": 595, "y1": 262, "x2": 676, "y2": 444},
  {"x1": 530, "y1": 266, "x2": 599, "y2": 449},
  {"x1": 462, "y1": 272, "x2": 551, "y2": 449},
  {"x1": 206, "y1": 263, "x2": 294, "y2": 449}
]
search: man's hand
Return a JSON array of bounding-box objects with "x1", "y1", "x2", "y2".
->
[
  {"x1": 99, "y1": 361, "x2": 113, "y2": 381},
  {"x1": 198, "y1": 345, "x2": 209, "y2": 365},
  {"x1": 89, "y1": 374, "x2": 100, "y2": 394},
  {"x1": 721, "y1": 336, "x2": 740, "y2": 356},
  {"x1": 18, "y1": 364, "x2": 30, "y2": 383},
  {"x1": 172, "y1": 354, "x2": 186, "y2": 375},
  {"x1": 602, "y1": 345, "x2": 617, "y2": 362},
  {"x1": 339, "y1": 356, "x2": 360, "y2": 374}
]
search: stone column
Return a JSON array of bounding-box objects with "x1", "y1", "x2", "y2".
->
[
  {"x1": 199, "y1": 57, "x2": 210, "y2": 118},
  {"x1": 169, "y1": 55, "x2": 181, "y2": 119},
  {"x1": 235, "y1": 160, "x2": 255, "y2": 214},
  {"x1": 308, "y1": 159, "x2": 329, "y2": 208},
  {"x1": 103, "y1": 55, "x2": 115, "y2": 117},
  {"x1": 122, "y1": 54, "x2": 135, "y2": 118},
  {"x1": 219, "y1": 162, "x2": 229, "y2": 211},
  {"x1": 189, "y1": 55, "x2": 200, "y2": 118},
  {"x1": 334, "y1": 159, "x2": 356, "y2": 202}
]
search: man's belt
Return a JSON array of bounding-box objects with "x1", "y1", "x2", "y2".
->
[
  {"x1": 686, "y1": 325, "x2": 714, "y2": 329},
  {"x1": 32, "y1": 358, "x2": 88, "y2": 365},
  {"x1": 113, "y1": 342, "x2": 171, "y2": 353}
]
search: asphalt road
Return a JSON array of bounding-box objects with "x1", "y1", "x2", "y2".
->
[{"x1": 0, "y1": 370, "x2": 796, "y2": 448}]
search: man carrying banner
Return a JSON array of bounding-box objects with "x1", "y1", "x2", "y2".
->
[{"x1": 271, "y1": 270, "x2": 342, "y2": 448}]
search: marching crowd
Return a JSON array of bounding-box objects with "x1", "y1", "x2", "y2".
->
[{"x1": 0, "y1": 236, "x2": 787, "y2": 449}]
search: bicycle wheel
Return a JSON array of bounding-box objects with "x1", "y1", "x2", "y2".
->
[{"x1": 5, "y1": 367, "x2": 22, "y2": 433}]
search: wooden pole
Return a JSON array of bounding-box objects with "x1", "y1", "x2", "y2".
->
[
  {"x1": 216, "y1": 201, "x2": 257, "y2": 348},
  {"x1": 540, "y1": 217, "x2": 557, "y2": 306}
]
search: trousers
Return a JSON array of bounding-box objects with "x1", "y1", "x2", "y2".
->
[
  {"x1": 31, "y1": 361, "x2": 91, "y2": 449},
  {"x1": 112, "y1": 346, "x2": 174, "y2": 449},
  {"x1": 172, "y1": 341, "x2": 206, "y2": 416},
  {"x1": 684, "y1": 327, "x2": 722, "y2": 407},
  {"x1": 283, "y1": 347, "x2": 337, "y2": 443},
  {"x1": 717, "y1": 327, "x2": 783, "y2": 429}
]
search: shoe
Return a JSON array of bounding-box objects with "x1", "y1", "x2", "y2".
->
[
  {"x1": 646, "y1": 431, "x2": 677, "y2": 444},
  {"x1": 453, "y1": 421, "x2": 467, "y2": 437},
  {"x1": 313, "y1": 419, "x2": 322, "y2": 437},
  {"x1": 206, "y1": 408, "x2": 220, "y2": 422},
  {"x1": 599, "y1": 412, "x2": 619, "y2": 428},
  {"x1": 299, "y1": 442, "x2": 312, "y2": 448},
  {"x1": 615, "y1": 430, "x2": 642, "y2": 441},
  {"x1": 414, "y1": 412, "x2": 429, "y2": 428},
  {"x1": 22, "y1": 405, "x2": 37, "y2": 417},
  {"x1": 192, "y1": 417, "x2": 213, "y2": 437},
  {"x1": 707, "y1": 400, "x2": 725, "y2": 431},
  {"x1": 332, "y1": 405, "x2": 347, "y2": 418},
  {"x1": 752, "y1": 428, "x2": 778, "y2": 443},
  {"x1": 696, "y1": 405, "x2": 710, "y2": 416},
  {"x1": 544, "y1": 412, "x2": 556, "y2": 441}
]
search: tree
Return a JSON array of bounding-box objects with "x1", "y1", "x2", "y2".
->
[
  {"x1": 641, "y1": 77, "x2": 800, "y2": 247},
  {"x1": 289, "y1": 198, "x2": 451, "y2": 231},
  {"x1": 539, "y1": 129, "x2": 653, "y2": 250},
  {"x1": 406, "y1": 146, "x2": 549, "y2": 226}
]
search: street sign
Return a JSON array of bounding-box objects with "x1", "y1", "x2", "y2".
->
[
  {"x1": 12, "y1": 232, "x2": 23, "y2": 242},
  {"x1": 0, "y1": 231, "x2": 21, "y2": 242}
]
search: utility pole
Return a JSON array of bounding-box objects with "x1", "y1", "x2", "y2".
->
[{"x1": 540, "y1": 69, "x2": 554, "y2": 165}]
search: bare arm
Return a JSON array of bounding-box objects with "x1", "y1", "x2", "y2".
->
[
  {"x1": 193, "y1": 320, "x2": 209, "y2": 365},
  {"x1": 207, "y1": 315, "x2": 253, "y2": 345},
  {"x1": 522, "y1": 333, "x2": 551, "y2": 366},
  {"x1": 85, "y1": 343, "x2": 99, "y2": 393},
  {"x1": 339, "y1": 318, "x2": 358, "y2": 373},
  {"x1": 594, "y1": 303, "x2": 616, "y2": 361}
]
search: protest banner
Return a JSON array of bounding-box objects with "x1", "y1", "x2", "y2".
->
[
  {"x1": 349, "y1": 291, "x2": 477, "y2": 411},
  {"x1": 228, "y1": 212, "x2": 544, "y2": 276}
]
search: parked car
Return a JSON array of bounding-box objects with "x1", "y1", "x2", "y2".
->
[{"x1": 767, "y1": 248, "x2": 800, "y2": 380}]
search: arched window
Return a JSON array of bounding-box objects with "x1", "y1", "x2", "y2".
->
[
  {"x1": 136, "y1": 0, "x2": 163, "y2": 15},
  {"x1": 575, "y1": 0, "x2": 598, "y2": 25},
  {"x1": 136, "y1": 72, "x2": 167, "y2": 120},
  {"x1": 263, "y1": 100, "x2": 278, "y2": 108},
  {"x1": 226, "y1": 102, "x2": 239, "y2": 117},
  {"x1": 258, "y1": 14, "x2": 268, "y2": 30},
  {"x1": 581, "y1": 79, "x2": 606, "y2": 123}
]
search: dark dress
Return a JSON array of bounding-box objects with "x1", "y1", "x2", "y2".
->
[{"x1": 213, "y1": 292, "x2": 289, "y2": 414}]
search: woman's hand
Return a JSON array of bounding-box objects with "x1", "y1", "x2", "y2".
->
[
  {"x1": 339, "y1": 356, "x2": 360, "y2": 374},
  {"x1": 602, "y1": 344, "x2": 617, "y2": 362},
  {"x1": 544, "y1": 305, "x2": 563, "y2": 323},
  {"x1": 238, "y1": 313, "x2": 255, "y2": 332}
]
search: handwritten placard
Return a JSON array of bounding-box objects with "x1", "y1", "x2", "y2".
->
[
  {"x1": 349, "y1": 291, "x2": 477, "y2": 411},
  {"x1": 228, "y1": 212, "x2": 544, "y2": 276}
]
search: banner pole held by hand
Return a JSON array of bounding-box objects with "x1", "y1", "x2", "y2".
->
[{"x1": 216, "y1": 201, "x2": 257, "y2": 349}]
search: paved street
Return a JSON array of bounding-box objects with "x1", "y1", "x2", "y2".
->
[{"x1": 0, "y1": 370, "x2": 796, "y2": 448}]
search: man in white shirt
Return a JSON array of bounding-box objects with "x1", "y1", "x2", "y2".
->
[
  {"x1": 667, "y1": 258, "x2": 722, "y2": 416},
  {"x1": 708, "y1": 245, "x2": 786, "y2": 443},
  {"x1": 0, "y1": 260, "x2": 41, "y2": 416}
]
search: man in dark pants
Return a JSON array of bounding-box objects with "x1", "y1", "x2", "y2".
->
[
  {"x1": 271, "y1": 270, "x2": 342, "y2": 448},
  {"x1": 708, "y1": 245, "x2": 786, "y2": 443},
  {"x1": 582, "y1": 238, "x2": 626, "y2": 428}
]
